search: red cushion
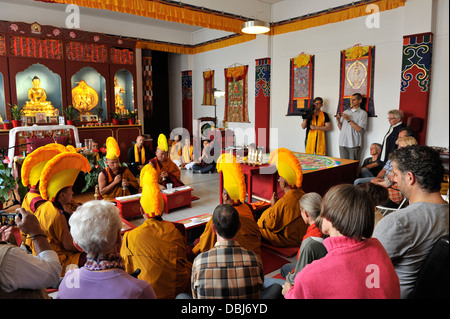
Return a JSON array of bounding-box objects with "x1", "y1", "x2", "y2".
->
[{"x1": 26, "y1": 136, "x2": 69, "y2": 153}]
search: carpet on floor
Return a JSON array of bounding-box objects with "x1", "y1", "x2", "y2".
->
[
  {"x1": 260, "y1": 246, "x2": 291, "y2": 275},
  {"x1": 261, "y1": 242, "x2": 299, "y2": 258}
]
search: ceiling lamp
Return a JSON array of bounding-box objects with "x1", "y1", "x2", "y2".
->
[{"x1": 241, "y1": 20, "x2": 270, "y2": 34}]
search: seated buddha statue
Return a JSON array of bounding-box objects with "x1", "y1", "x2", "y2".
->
[{"x1": 23, "y1": 76, "x2": 55, "y2": 116}]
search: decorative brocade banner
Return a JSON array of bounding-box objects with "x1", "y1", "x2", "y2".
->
[
  {"x1": 399, "y1": 32, "x2": 433, "y2": 145},
  {"x1": 224, "y1": 65, "x2": 249, "y2": 123},
  {"x1": 255, "y1": 58, "x2": 271, "y2": 150},
  {"x1": 142, "y1": 50, "x2": 153, "y2": 115},
  {"x1": 182, "y1": 70, "x2": 193, "y2": 135},
  {"x1": 337, "y1": 45, "x2": 376, "y2": 117},
  {"x1": 287, "y1": 53, "x2": 314, "y2": 116},
  {"x1": 202, "y1": 70, "x2": 214, "y2": 106}
]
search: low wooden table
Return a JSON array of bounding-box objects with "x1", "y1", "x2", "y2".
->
[
  {"x1": 160, "y1": 186, "x2": 193, "y2": 214},
  {"x1": 175, "y1": 213, "x2": 212, "y2": 244},
  {"x1": 114, "y1": 194, "x2": 142, "y2": 220}
]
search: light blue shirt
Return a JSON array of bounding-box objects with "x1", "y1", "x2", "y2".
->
[{"x1": 339, "y1": 107, "x2": 368, "y2": 148}]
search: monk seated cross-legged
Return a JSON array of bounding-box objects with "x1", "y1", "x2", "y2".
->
[
  {"x1": 98, "y1": 137, "x2": 139, "y2": 201},
  {"x1": 149, "y1": 133, "x2": 184, "y2": 190},
  {"x1": 257, "y1": 148, "x2": 307, "y2": 248}
]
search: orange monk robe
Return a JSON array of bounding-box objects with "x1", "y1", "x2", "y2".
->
[
  {"x1": 120, "y1": 218, "x2": 192, "y2": 299},
  {"x1": 149, "y1": 157, "x2": 184, "y2": 187},
  {"x1": 30, "y1": 201, "x2": 82, "y2": 276},
  {"x1": 100, "y1": 166, "x2": 140, "y2": 200},
  {"x1": 21, "y1": 189, "x2": 46, "y2": 245},
  {"x1": 192, "y1": 203, "x2": 261, "y2": 256},
  {"x1": 257, "y1": 188, "x2": 307, "y2": 247}
]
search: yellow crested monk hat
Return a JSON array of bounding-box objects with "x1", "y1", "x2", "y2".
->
[
  {"x1": 157, "y1": 133, "x2": 168, "y2": 152},
  {"x1": 21, "y1": 143, "x2": 69, "y2": 189},
  {"x1": 140, "y1": 164, "x2": 164, "y2": 218},
  {"x1": 216, "y1": 153, "x2": 246, "y2": 203},
  {"x1": 269, "y1": 148, "x2": 303, "y2": 188},
  {"x1": 39, "y1": 152, "x2": 91, "y2": 201},
  {"x1": 105, "y1": 136, "x2": 120, "y2": 160}
]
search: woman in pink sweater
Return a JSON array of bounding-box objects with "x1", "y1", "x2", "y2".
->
[{"x1": 283, "y1": 184, "x2": 400, "y2": 299}]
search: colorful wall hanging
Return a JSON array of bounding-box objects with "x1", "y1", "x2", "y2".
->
[
  {"x1": 202, "y1": 70, "x2": 214, "y2": 106},
  {"x1": 287, "y1": 53, "x2": 314, "y2": 116},
  {"x1": 399, "y1": 32, "x2": 433, "y2": 145},
  {"x1": 182, "y1": 70, "x2": 193, "y2": 135},
  {"x1": 142, "y1": 49, "x2": 153, "y2": 116},
  {"x1": 337, "y1": 44, "x2": 376, "y2": 117},
  {"x1": 255, "y1": 58, "x2": 271, "y2": 150},
  {"x1": 224, "y1": 65, "x2": 249, "y2": 123}
]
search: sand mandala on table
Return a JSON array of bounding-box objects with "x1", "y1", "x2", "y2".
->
[{"x1": 291, "y1": 153, "x2": 341, "y2": 170}]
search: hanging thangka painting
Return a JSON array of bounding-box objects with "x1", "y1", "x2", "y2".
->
[
  {"x1": 224, "y1": 65, "x2": 249, "y2": 123},
  {"x1": 202, "y1": 70, "x2": 214, "y2": 106},
  {"x1": 337, "y1": 44, "x2": 376, "y2": 117},
  {"x1": 287, "y1": 53, "x2": 314, "y2": 116}
]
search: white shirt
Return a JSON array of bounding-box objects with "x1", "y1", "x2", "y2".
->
[
  {"x1": 339, "y1": 107, "x2": 368, "y2": 148},
  {"x1": 0, "y1": 245, "x2": 61, "y2": 292}
]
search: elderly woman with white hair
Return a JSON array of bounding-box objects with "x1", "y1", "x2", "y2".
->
[
  {"x1": 380, "y1": 109, "x2": 405, "y2": 163},
  {"x1": 57, "y1": 200, "x2": 156, "y2": 299}
]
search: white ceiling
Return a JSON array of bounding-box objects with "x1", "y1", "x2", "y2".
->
[{"x1": 0, "y1": 0, "x2": 356, "y2": 46}]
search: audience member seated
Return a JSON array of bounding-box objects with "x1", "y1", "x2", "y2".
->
[
  {"x1": 180, "y1": 137, "x2": 195, "y2": 170},
  {"x1": 169, "y1": 134, "x2": 183, "y2": 167},
  {"x1": 192, "y1": 139, "x2": 217, "y2": 174},
  {"x1": 127, "y1": 135, "x2": 153, "y2": 176},
  {"x1": 380, "y1": 109, "x2": 405, "y2": 163},
  {"x1": 149, "y1": 134, "x2": 184, "y2": 190},
  {"x1": 57, "y1": 200, "x2": 156, "y2": 299},
  {"x1": 31, "y1": 152, "x2": 91, "y2": 276},
  {"x1": 357, "y1": 143, "x2": 383, "y2": 179},
  {"x1": 187, "y1": 204, "x2": 282, "y2": 299},
  {"x1": 98, "y1": 137, "x2": 139, "y2": 200},
  {"x1": 258, "y1": 148, "x2": 307, "y2": 247},
  {"x1": 356, "y1": 182, "x2": 389, "y2": 226},
  {"x1": 283, "y1": 184, "x2": 400, "y2": 299},
  {"x1": 371, "y1": 136, "x2": 418, "y2": 208},
  {"x1": 0, "y1": 208, "x2": 62, "y2": 299},
  {"x1": 192, "y1": 153, "x2": 261, "y2": 256},
  {"x1": 281, "y1": 192, "x2": 327, "y2": 283},
  {"x1": 373, "y1": 145, "x2": 449, "y2": 299},
  {"x1": 120, "y1": 164, "x2": 192, "y2": 299}
]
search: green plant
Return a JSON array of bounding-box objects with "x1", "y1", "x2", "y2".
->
[
  {"x1": 96, "y1": 106, "x2": 104, "y2": 118},
  {"x1": 9, "y1": 104, "x2": 23, "y2": 121},
  {"x1": 62, "y1": 105, "x2": 76, "y2": 120},
  {"x1": 112, "y1": 112, "x2": 120, "y2": 119},
  {"x1": 82, "y1": 155, "x2": 106, "y2": 193},
  {"x1": 0, "y1": 162, "x2": 27, "y2": 206},
  {"x1": 127, "y1": 110, "x2": 136, "y2": 119}
]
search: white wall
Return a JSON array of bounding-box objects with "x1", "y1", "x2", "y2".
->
[{"x1": 169, "y1": 0, "x2": 449, "y2": 160}]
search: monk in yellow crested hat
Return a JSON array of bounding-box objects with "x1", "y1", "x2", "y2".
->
[
  {"x1": 98, "y1": 136, "x2": 139, "y2": 200},
  {"x1": 31, "y1": 152, "x2": 91, "y2": 276},
  {"x1": 257, "y1": 148, "x2": 307, "y2": 247},
  {"x1": 192, "y1": 153, "x2": 262, "y2": 256},
  {"x1": 120, "y1": 160, "x2": 192, "y2": 299},
  {"x1": 149, "y1": 133, "x2": 184, "y2": 190},
  {"x1": 139, "y1": 164, "x2": 164, "y2": 219}
]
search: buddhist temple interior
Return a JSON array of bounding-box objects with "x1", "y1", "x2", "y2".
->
[{"x1": 0, "y1": 0, "x2": 448, "y2": 304}]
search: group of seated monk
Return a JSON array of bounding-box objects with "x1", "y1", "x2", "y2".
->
[{"x1": 1, "y1": 140, "x2": 447, "y2": 300}]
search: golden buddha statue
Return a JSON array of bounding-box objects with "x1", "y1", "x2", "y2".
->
[
  {"x1": 114, "y1": 77, "x2": 127, "y2": 116},
  {"x1": 72, "y1": 80, "x2": 99, "y2": 115},
  {"x1": 23, "y1": 76, "x2": 55, "y2": 116}
]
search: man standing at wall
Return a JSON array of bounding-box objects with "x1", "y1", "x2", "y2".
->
[
  {"x1": 301, "y1": 97, "x2": 331, "y2": 155},
  {"x1": 336, "y1": 93, "x2": 368, "y2": 160}
]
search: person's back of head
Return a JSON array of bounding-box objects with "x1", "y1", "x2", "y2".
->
[
  {"x1": 389, "y1": 145, "x2": 444, "y2": 193},
  {"x1": 357, "y1": 182, "x2": 389, "y2": 207},
  {"x1": 320, "y1": 184, "x2": 375, "y2": 240},
  {"x1": 299, "y1": 192, "x2": 322, "y2": 221},
  {"x1": 70, "y1": 200, "x2": 122, "y2": 257},
  {"x1": 212, "y1": 204, "x2": 240, "y2": 239}
]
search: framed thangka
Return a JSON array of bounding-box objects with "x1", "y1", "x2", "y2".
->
[
  {"x1": 287, "y1": 53, "x2": 314, "y2": 116},
  {"x1": 337, "y1": 45, "x2": 376, "y2": 117},
  {"x1": 224, "y1": 65, "x2": 249, "y2": 123},
  {"x1": 202, "y1": 70, "x2": 214, "y2": 106}
]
